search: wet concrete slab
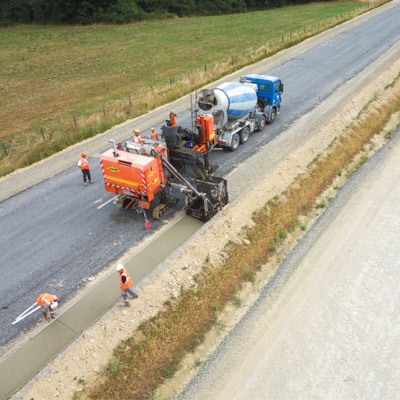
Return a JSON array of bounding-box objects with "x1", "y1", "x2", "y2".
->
[
  {"x1": 0, "y1": 215, "x2": 203, "y2": 400},
  {"x1": 0, "y1": 321, "x2": 77, "y2": 400}
]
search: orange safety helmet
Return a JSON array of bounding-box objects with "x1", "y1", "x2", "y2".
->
[{"x1": 81, "y1": 152, "x2": 87, "y2": 157}]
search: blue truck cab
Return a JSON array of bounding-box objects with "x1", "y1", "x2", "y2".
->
[{"x1": 241, "y1": 74, "x2": 283, "y2": 124}]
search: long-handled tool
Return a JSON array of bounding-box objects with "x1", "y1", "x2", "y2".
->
[{"x1": 12, "y1": 302, "x2": 41, "y2": 325}]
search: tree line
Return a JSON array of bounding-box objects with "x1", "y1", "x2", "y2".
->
[{"x1": 0, "y1": 0, "x2": 327, "y2": 24}]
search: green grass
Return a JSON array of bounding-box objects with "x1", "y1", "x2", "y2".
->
[
  {"x1": 233, "y1": 296, "x2": 243, "y2": 307},
  {"x1": 106, "y1": 357, "x2": 120, "y2": 375},
  {"x1": 0, "y1": 1, "x2": 374, "y2": 175}
]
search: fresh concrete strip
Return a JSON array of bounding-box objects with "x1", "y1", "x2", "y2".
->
[
  {"x1": 0, "y1": 216, "x2": 202, "y2": 400},
  {"x1": 0, "y1": 322, "x2": 77, "y2": 400}
]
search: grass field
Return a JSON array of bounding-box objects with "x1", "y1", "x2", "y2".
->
[{"x1": 0, "y1": 2, "x2": 375, "y2": 175}]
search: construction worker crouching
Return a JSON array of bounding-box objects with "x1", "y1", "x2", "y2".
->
[
  {"x1": 150, "y1": 127, "x2": 159, "y2": 141},
  {"x1": 133, "y1": 129, "x2": 142, "y2": 144},
  {"x1": 37, "y1": 293, "x2": 59, "y2": 321},
  {"x1": 116, "y1": 264, "x2": 138, "y2": 307}
]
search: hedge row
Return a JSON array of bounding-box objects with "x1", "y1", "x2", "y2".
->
[{"x1": 0, "y1": 0, "x2": 331, "y2": 24}]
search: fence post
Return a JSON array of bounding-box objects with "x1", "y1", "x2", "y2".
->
[
  {"x1": 102, "y1": 104, "x2": 106, "y2": 116},
  {"x1": 204, "y1": 64, "x2": 207, "y2": 72},
  {"x1": 151, "y1": 86, "x2": 154, "y2": 96},
  {"x1": 129, "y1": 95, "x2": 132, "y2": 105},
  {"x1": 40, "y1": 128, "x2": 45, "y2": 140},
  {"x1": 73, "y1": 115, "x2": 77, "y2": 128},
  {"x1": 1, "y1": 142, "x2": 7, "y2": 156}
]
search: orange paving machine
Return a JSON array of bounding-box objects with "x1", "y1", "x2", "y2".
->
[{"x1": 100, "y1": 137, "x2": 228, "y2": 227}]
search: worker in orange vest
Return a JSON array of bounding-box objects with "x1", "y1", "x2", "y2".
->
[
  {"x1": 166, "y1": 112, "x2": 177, "y2": 127},
  {"x1": 133, "y1": 129, "x2": 142, "y2": 144},
  {"x1": 37, "y1": 293, "x2": 59, "y2": 321},
  {"x1": 77, "y1": 152, "x2": 93, "y2": 186},
  {"x1": 150, "y1": 127, "x2": 159, "y2": 140},
  {"x1": 116, "y1": 264, "x2": 138, "y2": 307}
]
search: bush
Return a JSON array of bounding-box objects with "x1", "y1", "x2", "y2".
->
[
  {"x1": 0, "y1": 0, "x2": 328, "y2": 24},
  {"x1": 102, "y1": 0, "x2": 145, "y2": 23}
]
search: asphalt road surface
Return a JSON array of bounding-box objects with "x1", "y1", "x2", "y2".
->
[
  {"x1": 1, "y1": 3, "x2": 400, "y2": 353},
  {"x1": 176, "y1": 127, "x2": 400, "y2": 400}
]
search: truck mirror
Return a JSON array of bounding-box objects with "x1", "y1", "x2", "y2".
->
[{"x1": 280, "y1": 83, "x2": 284, "y2": 93}]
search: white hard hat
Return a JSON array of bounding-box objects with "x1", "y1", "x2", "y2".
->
[
  {"x1": 50, "y1": 301, "x2": 58, "y2": 310},
  {"x1": 116, "y1": 263, "x2": 124, "y2": 272}
]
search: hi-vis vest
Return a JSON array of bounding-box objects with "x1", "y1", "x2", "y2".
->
[
  {"x1": 151, "y1": 131, "x2": 159, "y2": 140},
  {"x1": 119, "y1": 269, "x2": 132, "y2": 290},
  {"x1": 133, "y1": 135, "x2": 141, "y2": 144},
  {"x1": 37, "y1": 293, "x2": 58, "y2": 307},
  {"x1": 80, "y1": 158, "x2": 89, "y2": 170}
]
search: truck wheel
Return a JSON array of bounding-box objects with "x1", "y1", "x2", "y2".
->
[
  {"x1": 257, "y1": 116, "x2": 266, "y2": 131},
  {"x1": 240, "y1": 127, "x2": 250, "y2": 144},
  {"x1": 230, "y1": 133, "x2": 240, "y2": 151},
  {"x1": 267, "y1": 109, "x2": 276, "y2": 124}
]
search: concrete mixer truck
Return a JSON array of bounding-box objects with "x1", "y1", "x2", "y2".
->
[
  {"x1": 159, "y1": 74, "x2": 283, "y2": 178},
  {"x1": 196, "y1": 74, "x2": 283, "y2": 151}
]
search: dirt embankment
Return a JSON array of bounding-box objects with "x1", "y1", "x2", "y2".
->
[{"x1": 14, "y1": 56, "x2": 400, "y2": 400}]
